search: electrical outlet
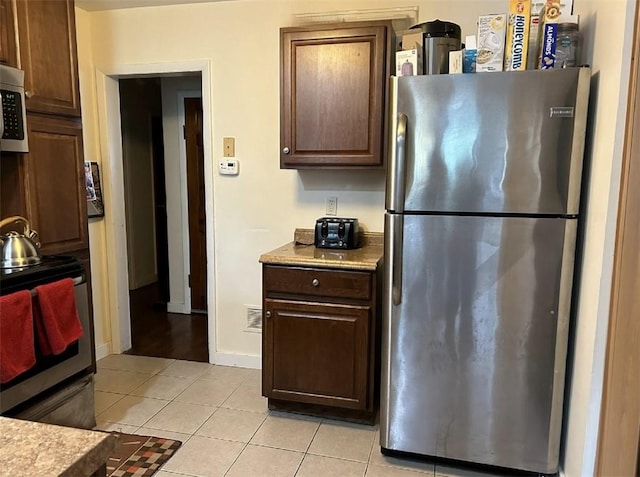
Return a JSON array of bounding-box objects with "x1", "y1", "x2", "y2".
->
[{"x1": 326, "y1": 197, "x2": 338, "y2": 216}]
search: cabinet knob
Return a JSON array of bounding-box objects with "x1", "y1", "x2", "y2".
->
[
  {"x1": 265, "y1": 310, "x2": 272, "y2": 318},
  {"x1": 282, "y1": 147, "x2": 290, "y2": 154},
  {"x1": 25, "y1": 91, "x2": 33, "y2": 99},
  {"x1": 312, "y1": 278, "x2": 319, "y2": 287}
]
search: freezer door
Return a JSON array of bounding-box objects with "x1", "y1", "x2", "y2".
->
[
  {"x1": 380, "y1": 213, "x2": 577, "y2": 474},
  {"x1": 386, "y1": 68, "x2": 591, "y2": 215}
]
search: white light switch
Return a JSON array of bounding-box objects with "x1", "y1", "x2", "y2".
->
[{"x1": 219, "y1": 159, "x2": 239, "y2": 175}]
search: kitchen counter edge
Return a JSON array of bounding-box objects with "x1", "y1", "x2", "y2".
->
[
  {"x1": 259, "y1": 231, "x2": 383, "y2": 272},
  {"x1": 0, "y1": 416, "x2": 116, "y2": 477}
]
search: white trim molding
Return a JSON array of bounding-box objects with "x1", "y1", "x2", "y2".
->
[{"x1": 94, "y1": 60, "x2": 217, "y2": 362}]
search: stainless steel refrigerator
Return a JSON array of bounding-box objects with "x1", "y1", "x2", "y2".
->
[{"x1": 380, "y1": 67, "x2": 591, "y2": 475}]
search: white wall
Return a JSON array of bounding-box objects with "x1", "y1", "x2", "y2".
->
[
  {"x1": 561, "y1": 1, "x2": 636, "y2": 476},
  {"x1": 160, "y1": 75, "x2": 202, "y2": 313},
  {"x1": 74, "y1": 1, "x2": 635, "y2": 474}
]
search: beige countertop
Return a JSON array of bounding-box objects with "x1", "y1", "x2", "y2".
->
[
  {"x1": 0, "y1": 417, "x2": 116, "y2": 477},
  {"x1": 259, "y1": 229, "x2": 383, "y2": 271}
]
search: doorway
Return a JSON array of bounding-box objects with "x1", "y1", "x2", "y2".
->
[{"x1": 117, "y1": 76, "x2": 208, "y2": 362}]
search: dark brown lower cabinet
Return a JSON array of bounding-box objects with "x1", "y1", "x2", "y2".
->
[{"x1": 262, "y1": 264, "x2": 380, "y2": 424}]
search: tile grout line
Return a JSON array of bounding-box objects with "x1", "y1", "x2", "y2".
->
[{"x1": 292, "y1": 418, "x2": 323, "y2": 476}]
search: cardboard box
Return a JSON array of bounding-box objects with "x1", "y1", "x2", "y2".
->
[
  {"x1": 396, "y1": 49, "x2": 422, "y2": 76},
  {"x1": 504, "y1": 0, "x2": 531, "y2": 70},
  {"x1": 538, "y1": 22, "x2": 558, "y2": 69},
  {"x1": 464, "y1": 35, "x2": 477, "y2": 73},
  {"x1": 401, "y1": 30, "x2": 424, "y2": 51},
  {"x1": 536, "y1": 1, "x2": 565, "y2": 69},
  {"x1": 449, "y1": 50, "x2": 463, "y2": 74},
  {"x1": 477, "y1": 14, "x2": 507, "y2": 72},
  {"x1": 528, "y1": 0, "x2": 573, "y2": 69}
]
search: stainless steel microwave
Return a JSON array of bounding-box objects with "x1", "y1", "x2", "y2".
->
[{"x1": 0, "y1": 64, "x2": 28, "y2": 153}]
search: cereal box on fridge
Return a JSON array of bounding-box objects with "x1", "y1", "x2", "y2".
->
[
  {"x1": 536, "y1": 1, "x2": 564, "y2": 69},
  {"x1": 527, "y1": 0, "x2": 573, "y2": 69},
  {"x1": 504, "y1": 0, "x2": 531, "y2": 70}
]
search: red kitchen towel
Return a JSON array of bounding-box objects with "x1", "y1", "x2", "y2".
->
[
  {"x1": 34, "y1": 278, "x2": 83, "y2": 355},
  {"x1": 0, "y1": 290, "x2": 36, "y2": 384}
]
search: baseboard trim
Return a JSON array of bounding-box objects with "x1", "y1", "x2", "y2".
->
[
  {"x1": 95, "y1": 343, "x2": 111, "y2": 361},
  {"x1": 211, "y1": 352, "x2": 261, "y2": 369},
  {"x1": 94, "y1": 345, "x2": 260, "y2": 369},
  {"x1": 167, "y1": 302, "x2": 189, "y2": 314}
]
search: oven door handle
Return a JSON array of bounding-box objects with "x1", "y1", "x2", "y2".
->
[{"x1": 27, "y1": 275, "x2": 85, "y2": 297}]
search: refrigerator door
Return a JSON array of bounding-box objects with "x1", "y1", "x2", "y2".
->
[
  {"x1": 385, "y1": 68, "x2": 591, "y2": 215},
  {"x1": 380, "y1": 213, "x2": 577, "y2": 474}
]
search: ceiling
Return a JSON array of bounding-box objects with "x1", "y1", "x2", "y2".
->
[{"x1": 76, "y1": 0, "x2": 230, "y2": 12}]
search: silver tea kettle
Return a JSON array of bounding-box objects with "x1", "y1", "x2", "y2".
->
[{"x1": 0, "y1": 215, "x2": 42, "y2": 269}]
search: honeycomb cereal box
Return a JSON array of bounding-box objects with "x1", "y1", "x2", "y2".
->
[{"x1": 504, "y1": 0, "x2": 531, "y2": 70}]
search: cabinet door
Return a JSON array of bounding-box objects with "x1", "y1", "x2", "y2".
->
[
  {"x1": 16, "y1": 0, "x2": 80, "y2": 117},
  {"x1": 280, "y1": 23, "x2": 389, "y2": 168},
  {"x1": 0, "y1": 0, "x2": 17, "y2": 66},
  {"x1": 263, "y1": 298, "x2": 371, "y2": 410},
  {"x1": 23, "y1": 115, "x2": 88, "y2": 254}
]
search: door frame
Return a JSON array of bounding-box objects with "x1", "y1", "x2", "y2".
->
[
  {"x1": 595, "y1": 0, "x2": 640, "y2": 473},
  {"x1": 94, "y1": 60, "x2": 217, "y2": 361}
]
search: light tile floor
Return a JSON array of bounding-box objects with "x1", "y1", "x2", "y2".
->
[{"x1": 94, "y1": 355, "x2": 509, "y2": 477}]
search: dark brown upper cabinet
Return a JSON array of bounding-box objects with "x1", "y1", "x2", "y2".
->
[
  {"x1": 0, "y1": 0, "x2": 17, "y2": 67},
  {"x1": 23, "y1": 115, "x2": 88, "y2": 255},
  {"x1": 280, "y1": 21, "x2": 392, "y2": 169},
  {"x1": 0, "y1": 0, "x2": 89, "y2": 257},
  {"x1": 15, "y1": 0, "x2": 81, "y2": 117}
]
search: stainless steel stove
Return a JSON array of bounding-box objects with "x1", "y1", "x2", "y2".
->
[{"x1": 0, "y1": 256, "x2": 96, "y2": 428}]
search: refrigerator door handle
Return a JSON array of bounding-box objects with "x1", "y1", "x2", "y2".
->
[
  {"x1": 388, "y1": 113, "x2": 407, "y2": 214},
  {"x1": 391, "y1": 214, "x2": 403, "y2": 305}
]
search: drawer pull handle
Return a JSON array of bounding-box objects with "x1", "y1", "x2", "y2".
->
[
  {"x1": 265, "y1": 311, "x2": 272, "y2": 318},
  {"x1": 312, "y1": 278, "x2": 319, "y2": 287}
]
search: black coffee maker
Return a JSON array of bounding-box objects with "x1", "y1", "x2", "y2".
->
[{"x1": 410, "y1": 20, "x2": 462, "y2": 75}]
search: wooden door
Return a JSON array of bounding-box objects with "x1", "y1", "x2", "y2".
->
[
  {"x1": 596, "y1": 3, "x2": 640, "y2": 475},
  {"x1": 15, "y1": 0, "x2": 80, "y2": 117},
  {"x1": 280, "y1": 22, "x2": 390, "y2": 168},
  {"x1": 263, "y1": 298, "x2": 371, "y2": 410},
  {"x1": 184, "y1": 97, "x2": 207, "y2": 312},
  {"x1": 0, "y1": 0, "x2": 17, "y2": 67},
  {"x1": 23, "y1": 115, "x2": 88, "y2": 254}
]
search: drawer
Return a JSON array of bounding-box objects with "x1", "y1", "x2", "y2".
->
[{"x1": 263, "y1": 265, "x2": 372, "y2": 301}]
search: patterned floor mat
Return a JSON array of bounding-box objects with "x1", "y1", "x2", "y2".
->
[{"x1": 106, "y1": 432, "x2": 182, "y2": 477}]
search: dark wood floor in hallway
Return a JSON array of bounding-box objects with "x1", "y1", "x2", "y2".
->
[{"x1": 126, "y1": 283, "x2": 208, "y2": 362}]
